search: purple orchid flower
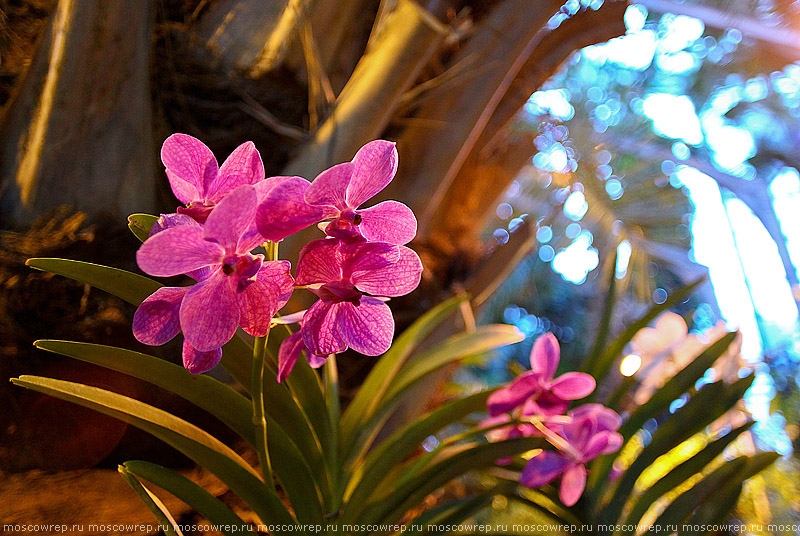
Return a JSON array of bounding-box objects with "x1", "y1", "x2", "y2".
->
[
  {"x1": 134, "y1": 185, "x2": 293, "y2": 373},
  {"x1": 520, "y1": 411, "x2": 623, "y2": 506},
  {"x1": 276, "y1": 238, "x2": 422, "y2": 376},
  {"x1": 256, "y1": 140, "x2": 417, "y2": 245},
  {"x1": 487, "y1": 332, "x2": 596, "y2": 418},
  {"x1": 161, "y1": 134, "x2": 265, "y2": 222}
]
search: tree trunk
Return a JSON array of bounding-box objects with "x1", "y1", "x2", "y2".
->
[
  {"x1": 424, "y1": 1, "x2": 629, "y2": 256},
  {"x1": 0, "y1": 0, "x2": 155, "y2": 228}
]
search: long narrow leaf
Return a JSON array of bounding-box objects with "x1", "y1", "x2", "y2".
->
[
  {"x1": 600, "y1": 375, "x2": 754, "y2": 524},
  {"x1": 353, "y1": 437, "x2": 548, "y2": 527},
  {"x1": 344, "y1": 390, "x2": 495, "y2": 509},
  {"x1": 33, "y1": 340, "x2": 326, "y2": 523},
  {"x1": 586, "y1": 249, "x2": 618, "y2": 363},
  {"x1": 34, "y1": 340, "x2": 255, "y2": 445},
  {"x1": 643, "y1": 458, "x2": 749, "y2": 535},
  {"x1": 342, "y1": 324, "x2": 524, "y2": 475},
  {"x1": 121, "y1": 461, "x2": 252, "y2": 536},
  {"x1": 119, "y1": 465, "x2": 184, "y2": 536},
  {"x1": 11, "y1": 376, "x2": 297, "y2": 530},
  {"x1": 340, "y1": 296, "x2": 466, "y2": 453},
  {"x1": 619, "y1": 422, "x2": 754, "y2": 533},
  {"x1": 26, "y1": 257, "x2": 254, "y2": 390},
  {"x1": 590, "y1": 332, "x2": 739, "y2": 490}
]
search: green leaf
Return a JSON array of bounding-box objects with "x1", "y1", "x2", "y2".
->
[
  {"x1": 340, "y1": 296, "x2": 466, "y2": 455},
  {"x1": 619, "y1": 422, "x2": 754, "y2": 533},
  {"x1": 27, "y1": 257, "x2": 162, "y2": 305},
  {"x1": 128, "y1": 213, "x2": 158, "y2": 242},
  {"x1": 583, "y1": 277, "x2": 704, "y2": 380},
  {"x1": 119, "y1": 465, "x2": 184, "y2": 536},
  {"x1": 677, "y1": 453, "x2": 779, "y2": 536},
  {"x1": 619, "y1": 332, "x2": 739, "y2": 441},
  {"x1": 590, "y1": 332, "x2": 739, "y2": 491},
  {"x1": 643, "y1": 457, "x2": 749, "y2": 535},
  {"x1": 33, "y1": 340, "x2": 325, "y2": 521},
  {"x1": 11, "y1": 376, "x2": 297, "y2": 529},
  {"x1": 599, "y1": 376, "x2": 754, "y2": 524},
  {"x1": 411, "y1": 490, "x2": 502, "y2": 536},
  {"x1": 25, "y1": 256, "x2": 260, "y2": 394},
  {"x1": 342, "y1": 324, "x2": 523, "y2": 475},
  {"x1": 343, "y1": 390, "x2": 494, "y2": 512},
  {"x1": 354, "y1": 437, "x2": 548, "y2": 526},
  {"x1": 121, "y1": 461, "x2": 252, "y2": 536},
  {"x1": 34, "y1": 340, "x2": 255, "y2": 445},
  {"x1": 388, "y1": 325, "x2": 524, "y2": 403}
]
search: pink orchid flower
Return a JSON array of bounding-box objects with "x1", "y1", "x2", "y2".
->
[
  {"x1": 276, "y1": 238, "x2": 422, "y2": 377},
  {"x1": 161, "y1": 134, "x2": 265, "y2": 222},
  {"x1": 134, "y1": 185, "x2": 293, "y2": 372},
  {"x1": 521, "y1": 409, "x2": 622, "y2": 506},
  {"x1": 256, "y1": 140, "x2": 417, "y2": 245},
  {"x1": 487, "y1": 333, "x2": 596, "y2": 418}
]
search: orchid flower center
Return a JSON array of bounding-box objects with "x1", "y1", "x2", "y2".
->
[
  {"x1": 317, "y1": 282, "x2": 362, "y2": 305},
  {"x1": 221, "y1": 253, "x2": 263, "y2": 292},
  {"x1": 177, "y1": 200, "x2": 216, "y2": 223}
]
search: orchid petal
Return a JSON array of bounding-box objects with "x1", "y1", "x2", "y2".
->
[
  {"x1": 357, "y1": 200, "x2": 417, "y2": 245},
  {"x1": 582, "y1": 432, "x2": 611, "y2": 461},
  {"x1": 487, "y1": 371, "x2": 541, "y2": 416},
  {"x1": 302, "y1": 300, "x2": 347, "y2": 356},
  {"x1": 307, "y1": 353, "x2": 328, "y2": 368},
  {"x1": 305, "y1": 162, "x2": 352, "y2": 210},
  {"x1": 520, "y1": 451, "x2": 570, "y2": 488},
  {"x1": 530, "y1": 332, "x2": 560, "y2": 379},
  {"x1": 182, "y1": 340, "x2": 223, "y2": 374},
  {"x1": 203, "y1": 185, "x2": 257, "y2": 253},
  {"x1": 351, "y1": 245, "x2": 422, "y2": 297},
  {"x1": 238, "y1": 261, "x2": 293, "y2": 337},
  {"x1": 570, "y1": 404, "x2": 621, "y2": 432},
  {"x1": 257, "y1": 177, "x2": 328, "y2": 242},
  {"x1": 133, "y1": 286, "x2": 189, "y2": 345},
  {"x1": 561, "y1": 415, "x2": 596, "y2": 452},
  {"x1": 272, "y1": 309, "x2": 307, "y2": 325},
  {"x1": 180, "y1": 271, "x2": 239, "y2": 351},
  {"x1": 296, "y1": 239, "x2": 343, "y2": 285},
  {"x1": 550, "y1": 372, "x2": 596, "y2": 400},
  {"x1": 346, "y1": 140, "x2": 398, "y2": 207},
  {"x1": 603, "y1": 432, "x2": 624, "y2": 454},
  {"x1": 137, "y1": 226, "x2": 222, "y2": 277},
  {"x1": 278, "y1": 331, "x2": 305, "y2": 383},
  {"x1": 161, "y1": 134, "x2": 218, "y2": 204},
  {"x1": 334, "y1": 298, "x2": 394, "y2": 356},
  {"x1": 524, "y1": 392, "x2": 570, "y2": 418},
  {"x1": 559, "y1": 464, "x2": 587, "y2": 506},
  {"x1": 209, "y1": 141, "x2": 265, "y2": 201},
  {"x1": 149, "y1": 212, "x2": 200, "y2": 237}
]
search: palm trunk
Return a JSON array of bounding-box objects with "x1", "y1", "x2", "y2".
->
[{"x1": 0, "y1": 0, "x2": 155, "y2": 228}]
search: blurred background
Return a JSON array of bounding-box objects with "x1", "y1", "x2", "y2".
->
[{"x1": 1, "y1": 0, "x2": 799, "y2": 533}]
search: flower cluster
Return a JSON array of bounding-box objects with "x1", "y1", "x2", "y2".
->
[
  {"x1": 133, "y1": 134, "x2": 422, "y2": 375},
  {"x1": 485, "y1": 333, "x2": 622, "y2": 506}
]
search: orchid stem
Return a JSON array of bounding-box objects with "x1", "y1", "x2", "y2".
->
[{"x1": 252, "y1": 240, "x2": 279, "y2": 491}]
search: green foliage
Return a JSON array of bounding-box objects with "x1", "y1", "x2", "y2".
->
[{"x1": 14, "y1": 233, "x2": 773, "y2": 535}]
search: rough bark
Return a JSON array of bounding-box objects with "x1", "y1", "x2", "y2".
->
[{"x1": 0, "y1": 0, "x2": 155, "y2": 228}]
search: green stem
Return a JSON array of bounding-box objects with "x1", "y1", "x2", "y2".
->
[
  {"x1": 252, "y1": 332, "x2": 275, "y2": 490},
  {"x1": 252, "y1": 241, "x2": 280, "y2": 491},
  {"x1": 324, "y1": 355, "x2": 341, "y2": 513}
]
